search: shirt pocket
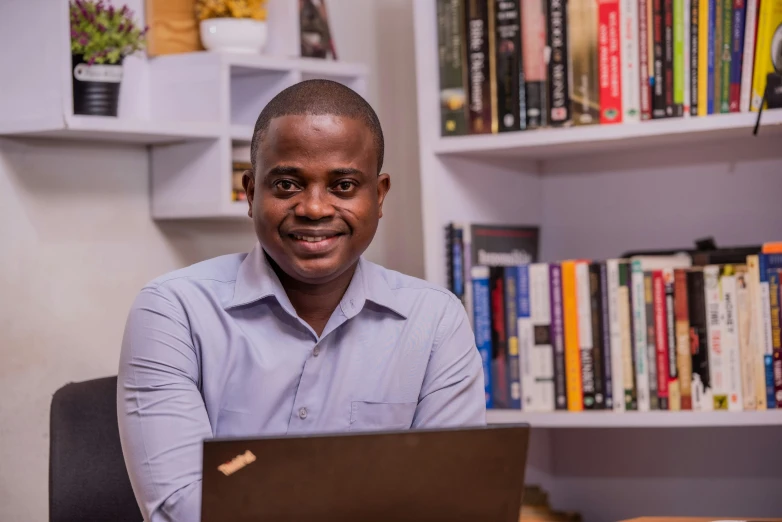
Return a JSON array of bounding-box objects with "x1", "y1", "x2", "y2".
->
[{"x1": 349, "y1": 401, "x2": 417, "y2": 432}]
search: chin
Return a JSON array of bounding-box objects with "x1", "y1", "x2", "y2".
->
[{"x1": 288, "y1": 256, "x2": 352, "y2": 284}]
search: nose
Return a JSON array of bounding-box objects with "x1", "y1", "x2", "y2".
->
[{"x1": 293, "y1": 185, "x2": 335, "y2": 220}]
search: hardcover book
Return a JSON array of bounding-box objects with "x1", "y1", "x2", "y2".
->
[
  {"x1": 437, "y1": 0, "x2": 468, "y2": 135},
  {"x1": 465, "y1": 0, "x2": 493, "y2": 133},
  {"x1": 491, "y1": 0, "x2": 525, "y2": 131}
]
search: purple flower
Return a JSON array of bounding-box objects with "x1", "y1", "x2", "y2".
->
[
  {"x1": 97, "y1": 23, "x2": 106, "y2": 32},
  {"x1": 79, "y1": 36, "x2": 89, "y2": 45},
  {"x1": 108, "y1": 6, "x2": 115, "y2": 17},
  {"x1": 117, "y1": 23, "x2": 125, "y2": 32},
  {"x1": 71, "y1": 29, "x2": 78, "y2": 38},
  {"x1": 120, "y1": 5, "x2": 128, "y2": 16}
]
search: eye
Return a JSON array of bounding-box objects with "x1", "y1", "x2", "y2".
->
[
  {"x1": 274, "y1": 179, "x2": 299, "y2": 192},
  {"x1": 334, "y1": 180, "x2": 356, "y2": 192}
]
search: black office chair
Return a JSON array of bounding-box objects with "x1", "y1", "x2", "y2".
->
[{"x1": 49, "y1": 375, "x2": 143, "y2": 522}]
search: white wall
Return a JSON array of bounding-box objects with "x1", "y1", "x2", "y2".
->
[{"x1": 0, "y1": 2, "x2": 422, "y2": 521}]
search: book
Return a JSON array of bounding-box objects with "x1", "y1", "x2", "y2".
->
[
  {"x1": 720, "y1": 265, "x2": 743, "y2": 411},
  {"x1": 704, "y1": 265, "x2": 727, "y2": 410},
  {"x1": 300, "y1": 0, "x2": 337, "y2": 59},
  {"x1": 599, "y1": 262, "x2": 614, "y2": 408},
  {"x1": 664, "y1": 0, "x2": 676, "y2": 116},
  {"x1": 576, "y1": 261, "x2": 597, "y2": 408},
  {"x1": 469, "y1": 224, "x2": 540, "y2": 269},
  {"x1": 736, "y1": 267, "x2": 756, "y2": 410},
  {"x1": 599, "y1": 0, "x2": 624, "y2": 123},
  {"x1": 569, "y1": 0, "x2": 601, "y2": 124},
  {"x1": 767, "y1": 255, "x2": 782, "y2": 406},
  {"x1": 691, "y1": 0, "x2": 700, "y2": 115},
  {"x1": 747, "y1": 255, "x2": 768, "y2": 409},
  {"x1": 663, "y1": 269, "x2": 681, "y2": 410},
  {"x1": 698, "y1": 0, "x2": 710, "y2": 115},
  {"x1": 491, "y1": 0, "x2": 525, "y2": 132},
  {"x1": 620, "y1": 0, "x2": 641, "y2": 121},
  {"x1": 750, "y1": 0, "x2": 782, "y2": 110},
  {"x1": 607, "y1": 259, "x2": 627, "y2": 411},
  {"x1": 719, "y1": 0, "x2": 733, "y2": 113},
  {"x1": 505, "y1": 266, "x2": 522, "y2": 408},
  {"x1": 562, "y1": 260, "x2": 584, "y2": 411},
  {"x1": 713, "y1": 0, "x2": 723, "y2": 113},
  {"x1": 522, "y1": 0, "x2": 549, "y2": 127},
  {"x1": 520, "y1": 263, "x2": 556, "y2": 411},
  {"x1": 684, "y1": 0, "x2": 692, "y2": 116},
  {"x1": 589, "y1": 263, "x2": 608, "y2": 408},
  {"x1": 436, "y1": 0, "x2": 468, "y2": 135},
  {"x1": 471, "y1": 266, "x2": 494, "y2": 408},
  {"x1": 707, "y1": 0, "x2": 717, "y2": 113},
  {"x1": 759, "y1": 254, "x2": 777, "y2": 408},
  {"x1": 653, "y1": 271, "x2": 671, "y2": 409},
  {"x1": 728, "y1": 0, "x2": 746, "y2": 112},
  {"x1": 631, "y1": 260, "x2": 651, "y2": 410},
  {"x1": 548, "y1": 0, "x2": 572, "y2": 125},
  {"x1": 639, "y1": 0, "x2": 653, "y2": 119},
  {"x1": 465, "y1": 0, "x2": 493, "y2": 133},
  {"x1": 652, "y1": 0, "x2": 667, "y2": 117},
  {"x1": 673, "y1": 0, "x2": 686, "y2": 116},
  {"x1": 689, "y1": 268, "x2": 713, "y2": 410},
  {"x1": 674, "y1": 268, "x2": 693, "y2": 409},
  {"x1": 739, "y1": 0, "x2": 757, "y2": 112},
  {"x1": 490, "y1": 266, "x2": 510, "y2": 407},
  {"x1": 646, "y1": 272, "x2": 661, "y2": 409},
  {"x1": 445, "y1": 223, "x2": 466, "y2": 301},
  {"x1": 550, "y1": 264, "x2": 568, "y2": 409},
  {"x1": 618, "y1": 261, "x2": 637, "y2": 409}
]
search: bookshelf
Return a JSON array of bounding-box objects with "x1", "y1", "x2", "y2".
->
[
  {"x1": 0, "y1": 0, "x2": 367, "y2": 220},
  {"x1": 413, "y1": 1, "x2": 782, "y2": 521}
]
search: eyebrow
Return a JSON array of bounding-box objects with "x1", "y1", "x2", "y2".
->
[{"x1": 266, "y1": 165, "x2": 300, "y2": 176}]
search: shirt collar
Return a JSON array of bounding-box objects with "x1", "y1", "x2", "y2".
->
[{"x1": 225, "y1": 243, "x2": 407, "y2": 319}]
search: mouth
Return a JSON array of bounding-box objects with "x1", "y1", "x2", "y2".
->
[{"x1": 285, "y1": 230, "x2": 346, "y2": 255}]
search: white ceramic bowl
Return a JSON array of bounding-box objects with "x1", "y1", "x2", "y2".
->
[{"x1": 200, "y1": 18, "x2": 268, "y2": 54}]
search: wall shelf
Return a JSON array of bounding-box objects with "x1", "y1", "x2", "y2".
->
[{"x1": 486, "y1": 409, "x2": 782, "y2": 428}]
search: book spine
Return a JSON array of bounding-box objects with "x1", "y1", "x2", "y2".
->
[
  {"x1": 619, "y1": 261, "x2": 637, "y2": 409},
  {"x1": 621, "y1": 0, "x2": 641, "y2": 121},
  {"x1": 652, "y1": 0, "x2": 667, "y2": 117},
  {"x1": 445, "y1": 224, "x2": 455, "y2": 294},
  {"x1": 673, "y1": 0, "x2": 686, "y2": 115},
  {"x1": 689, "y1": 270, "x2": 713, "y2": 410},
  {"x1": 664, "y1": 0, "x2": 676, "y2": 115},
  {"x1": 463, "y1": 226, "x2": 474, "y2": 327},
  {"x1": 529, "y1": 264, "x2": 555, "y2": 411},
  {"x1": 705, "y1": 265, "x2": 727, "y2": 410},
  {"x1": 493, "y1": 0, "x2": 524, "y2": 131},
  {"x1": 490, "y1": 266, "x2": 509, "y2": 407},
  {"x1": 674, "y1": 269, "x2": 693, "y2": 409},
  {"x1": 437, "y1": 0, "x2": 469, "y2": 135},
  {"x1": 562, "y1": 260, "x2": 584, "y2": 411},
  {"x1": 517, "y1": 265, "x2": 532, "y2": 410},
  {"x1": 599, "y1": 0, "x2": 624, "y2": 123},
  {"x1": 453, "y1": 226, "x2": 465, "y2": 300},
  {"x1": 652, "y1": 271, "x2": 669, "y2": 409},
  {"x1": 713, "y1": 0, "x2": 723, "y2": 113},
  {"x1": 707, "y1": 0, "x2": 716, "y2": 113},
  {"x1": 698, "y1": 0, "x2": 709, "y2": 115},
  {"x1": 690, "y1": 0, "x2": 699, "y2": 115},
  {"x1": 683, "y1": 0, "x2": 692, "y2": 116},
  {"x1": 569, "y1": 0, "x2": 601, "y2": 125},
  {"x1": 747, "y1": 256, "x2": 767, "y2": 409},
  {"x1": 739, "y1": 0, "x2": 757, "y2": 112},
  {"x1": 576, "y1": 262, "x2": 596, "y2": 408},
  {"x1": 759, "y1": 254, "x2": 777, "y2": 408},
  {"x1": 729, "y1": 0, "x2": 745, "y2": 112},
  {"x1": 639, "y1": 0, "x2": 653, "y2": 119},
  {"x1": 505, "y1": 266, "x2": 522, "y2": 408},
  {"x1": 721, "y1": 267, "x2": 743, "y2": 411},
  {"x1": 631, "y1": 260, "x2": 651, "y2": 411},
  {"x1": 522, "y1": 0, "x2": 549, "y2": 127},
  {"x1": 471, "y1": 266, "x2": 494, "y2": 408},
  {"x1": 466, "y1": 0, "x2": 493, "y2": 133},
  {"x1": 645, "y1": 272, "x2": 660, "y2": 409},
  {"x1": 550, "y1": 264, "x2": 568, "y2": 410},
  {"x1": 736, "y1": 268, "x2": 756, "y2": 410},
  {"x1": 664, "y1": 269, "x2": 681, "y2": 410},
  {"x1": 719, "y1": 0, "x2": 733, "y2": 112},
  {"x1": 769, "y1": 260, "x2": 782, "y2": 407},
  {"x1": 749, "y1": 0, "x2": 771, "y2": 111},
  {"x1": 608, "y1": 260, "x2": 626, "y2": 411},
  {"x1": 589, "y1": 263, "x2": 607, "y2": 408},
  {"x1": 548, "y1": 0, "x2": 572, "y2": 125},
  {"x1": 600, "y1": 262, "x2": 613, "y2": 409}
]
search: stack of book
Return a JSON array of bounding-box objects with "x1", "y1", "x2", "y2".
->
[
  {"x1": 446, "y1": 224, "x2": 782, "y2": 413},
  {"x1": 436, "y1": 0, "x2": 782, "y2": 135}
]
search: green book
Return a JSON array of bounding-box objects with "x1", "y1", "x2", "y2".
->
[
  {"x1": 436, "y1": 0, "x2": 468, "y2": 135},
  {"x1": 720, "y1": 0, "x2": 732, "y2": 113},
  {"x1": 673, "y1": 0, "x2": 685, "y2": 115}
]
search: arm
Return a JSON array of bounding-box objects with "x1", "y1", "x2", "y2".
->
[
  {"x1": 412, "y1": 295, "x2": 487, "y2": 428},
  {"x1": 118, "y1": 284, "x2": 212, "y2": 522}
]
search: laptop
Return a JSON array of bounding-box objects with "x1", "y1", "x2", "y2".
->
[{"x1": 201, "y1": 424, "x2": 530, "y2": 522}]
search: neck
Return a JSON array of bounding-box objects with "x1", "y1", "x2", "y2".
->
[{"x1": 269, "y1": 256, "x2": 358, "y2": 336}]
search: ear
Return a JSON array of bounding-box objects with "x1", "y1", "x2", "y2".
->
[
  {"x1": 241, "y1": 170, "x2": 255, "y2": 218},
  {"x1": 376, "y1": 173, "x2": 391, "y2": 219}
]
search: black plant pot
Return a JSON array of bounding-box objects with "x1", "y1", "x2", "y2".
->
[{"x1": 72, "y1": 54, "x2": 124, "y2": 116}]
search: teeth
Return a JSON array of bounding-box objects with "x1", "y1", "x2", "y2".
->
[{"x1": 293, "y1": 234, "x2": 328, "y2": 242}]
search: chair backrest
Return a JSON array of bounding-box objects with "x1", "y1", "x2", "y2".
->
[{"x1": 49, "y1": 376, "x2": 143, "y2": 522}]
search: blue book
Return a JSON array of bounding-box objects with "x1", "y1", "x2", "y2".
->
[
  {"x1": 763, "y1": 254, "x2": 782, "y2": 408},
  {"x1": 504, "y1": 267, "x2": 522, "y2": 409},
  {"x1": 516, "y1": 265, "x2": 531, "y2": 410},
  {"x1": 707, "y1": 0, "x2": 716, "y2": 114},
  {"x1": 729, "y1": 0, "x2": 746, "y2": 111},
  {"x1": 471, "y1": 266, "x2": 493, "y2": 409}
]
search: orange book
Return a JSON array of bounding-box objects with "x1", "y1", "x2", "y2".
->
[
  {"x1": 762, "y1": 242, "x2": 782, "y2": 254},
  {"x1": 561, "y1": 260, "x2": 584, "y2": 411}
]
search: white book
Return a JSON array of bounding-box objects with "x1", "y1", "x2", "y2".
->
[
  {"x1": 747, "y1": 256, "x2": 767, "y2": 409},
  {"x1": 736, "y1": 269, "x2": 756, "y2": 410},
  {"x1": 704, "y1": 265, "x2": 724, "y2": 411},
  {"x1": 683, "y1": 0, "x2": 691, "y2": 117},
  {"x1": 620, "y1": 0, "x2": 641, "y2": 122},
  {"x1": 720, "y1": 271, "x2": 743, "y2": 411},
  {"x1": 630, "y1": 260, "x2": 650, "y2": 411},
  {"x1": 740, "y1": 0, "x2": 759, "y2": 112},
  {"x1": 522, "y1": 263, "x2": 555, "y2": 411},
  {"x1": 575, "y1": 261, "x2": 595, "y2": 407},
  {"x1": 606, "y1": 260, "x2": 625, "y2": 412}
]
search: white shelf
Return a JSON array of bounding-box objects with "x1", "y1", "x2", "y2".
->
[
  {"x1": 433, "y1": 110, "x2": 782, "y2": 160},
  {"x1": 486, "y1": 409, "x2": 782, "y2": 428}
]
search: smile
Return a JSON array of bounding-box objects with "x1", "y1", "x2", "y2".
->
[{"x1": 291, "y1": 234, "x2": 333, "y2": 243}]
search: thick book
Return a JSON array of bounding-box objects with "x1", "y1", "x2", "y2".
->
[
  {"x1": 549, "y1": 264, "x2": 568, "y2": 410},
  {"x1": 491, "y1": 0, "x2": 525, "y2": 132},
  {"x1": 747, "y1": 255, "x2": 768, "y2": 409},
  {"x1": 652, "y1": 270, "x2": 669, "y2": 409},
  {"x1": 739, "y1": 0, "x2": 758, "y2": 112},
  {"x1": 469, "y1": 224, "x2": 540, "y2": 269},
  {"x1": 674, "y1": 268, "x2": 694, "y2": 410},
  {"x1": 663, "y1": 268, "x2": 681, "y2": 410},
  {"x1": 664, "y1": 0, "x2": 676, "y2": 116},
  {"x1": 589, "y1": 263, "x2": 607, "y2": 408},
  {"x1": 690, "y1": 0, "x2": 700, "y2": 115},
  {"x1": 598, "y1": 0, "x2": 623, "y2": 123},
  {"x1": 673, "y1": 0, "x2": 686, "y2": 116},
  {"x1": 719, "y1": 0, "x2": 733, "y2": 113},
  {"x1": 465, "y1": 0, "x2": 493, "y2": 133},
  {"x1": 437, "y1": 0, "x2": 468, "y2": 135},
  {"x1": 620, "y1": 0, "x2": 641, "y2": 121},
  {"x1": 652, "y1": 0, "x2": 667, "y2": 117},
  {"x1": 600, "y1": 262, "x2": 614, "y2": 409},
  {"x1": 728, "y1": 0, "x2": 746, "y2": 112},
  {"x1": 522, "y1": 0, "x2": 549, "y2": 127},
  {"x1": 639, "y1": 0, "x2": 653, "y2": 119},
  {"x1": 720, "y1": 266, "x2": 744, "y2": 411},
  {"x1": 520, "y1": 264, "x2": 556, "y2": 411},
  {"x1": 688, "y1": 268, "x2": 713, "y2": 410},
  {"x1": 645, "y1": 272, "x2": 661, "y2": 409},
  {"x1": 505, "y1": 266, "x2": 522, "y2": 408},
  {"x1": 490, "y1": 266, "x2": 510, "y2": 408},
  {"x1": 607, "y1": 260, "x2": 626, "y2": 411},
  {"x1": 576, "y1": 261, "x2": 597, "y2": 409},
  {"x1": 562, "y1": 260, "x2": 584, "y2": 411},
  {"x1": 471, "y1": 266, "x2": 494, "y2": 408},
  {"x1": 547, "y1": 0, "x2": 572, "y2": 125},
  {"x1": 736, "y1": 267, "x2": 756, "y2": 410},
  {"x1": 619, "y1": 261, "x2": 637, "y2": 409},
  {"x1": 704, "y1": 265, "x2": 727, "y2": 410},
  {"x1": 569, "y1": 0, "x2": 601, "y2": 125}
]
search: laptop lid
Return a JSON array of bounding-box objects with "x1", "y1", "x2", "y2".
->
[{"x1": 201, "y1": 424, "x2": 529, "y2": 522}]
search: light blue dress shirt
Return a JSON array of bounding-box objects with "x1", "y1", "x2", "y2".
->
[{"x1": 117, "y1": 243, "x2": 486, "y2": 522}]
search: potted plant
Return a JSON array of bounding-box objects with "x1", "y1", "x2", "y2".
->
[
  {"x1": 70, "y1": 0, "x2": 146, "y2": 117},
  {"x1": 196, "y1": 0, "x2": 269, "y2": 54}
]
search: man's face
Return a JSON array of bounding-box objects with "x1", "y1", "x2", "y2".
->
[{"x1": 243, "y1": 114, "x2": 390, "y2": 285}]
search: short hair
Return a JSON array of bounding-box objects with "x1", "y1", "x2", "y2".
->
[{"x1": 250, "y1": 79, "x2": 384, "y2": 174}]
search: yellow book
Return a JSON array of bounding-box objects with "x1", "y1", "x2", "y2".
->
[
  {"x1": 697, "y1": 0, "x2": 709, "y2": 116},
  {"x1": 751, "y1": 0, "x2": 782, "y2": 111},
  {"x1": 561, "y1": 260, "x2": 583, "y2": 411}
]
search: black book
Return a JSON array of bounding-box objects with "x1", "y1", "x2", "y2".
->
[
  {"x1": 489, "y1": 266, "x2": 510, "y2": 408},
  {"x1": 600, "y1": 262, "x2": 613, "y2": 409},
  {"x1": 546, "y1": 0, "x2": 571, "y2": 125},
  {"x1": 491, "y1": 0, "x2": 525, "y2": 131},
  {"x1": 465, "y1": 0, "x2": 492, "y2": 133},
  {"x1": 652, "y1": 0, "x2": 666, "y2": 118},
  {"x1": 469, "y1": 224, "x2": 539, "y2": 267},
  {"x1": 620, "y1": 261, "x2": 638, "y2": 410},
  {"x1": 687, "y1": 268, "x2": 711, "y2": 410},
  {"x1": 589, "y1": 263, "x2": 606, "y2": 409},
  {"x1": 549, "y1": 263, "x2": 568, "y2": 410},
  {"x1": 663, "y1": 0, "x2": 677, "y2": 116}
]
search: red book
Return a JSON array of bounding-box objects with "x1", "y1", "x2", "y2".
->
[
  {"x1": 653, "y1": 270, "x2": 670, "y2": 409},
  {"x1": 639, "y1": 0, "x2": 652, "y2": 120},
  {"x1": 728, "y1": 0, "x2": 745, "y2": 112},
  {"x1": 599, "y1": 0, "x2": 623, "y2": 123}
]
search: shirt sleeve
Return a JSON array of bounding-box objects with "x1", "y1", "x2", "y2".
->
[
  {"x1": 412, "y1": 295, "x2": 487, "y2": 428},
  {"x1": 117, "y1": 284, "x2": 212, "y2": 522}
]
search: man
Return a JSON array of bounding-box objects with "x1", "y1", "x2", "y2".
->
[{"x1": 118, "y1": 80, "x2": 485, "y2": 522}]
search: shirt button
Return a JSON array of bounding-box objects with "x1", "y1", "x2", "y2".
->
[
  {"x1": 313, "y1": 346, "x2": 320, "y2": 357},
  {"x1": 298, "y1": 407, "x2": 308, "y2": 420}
]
